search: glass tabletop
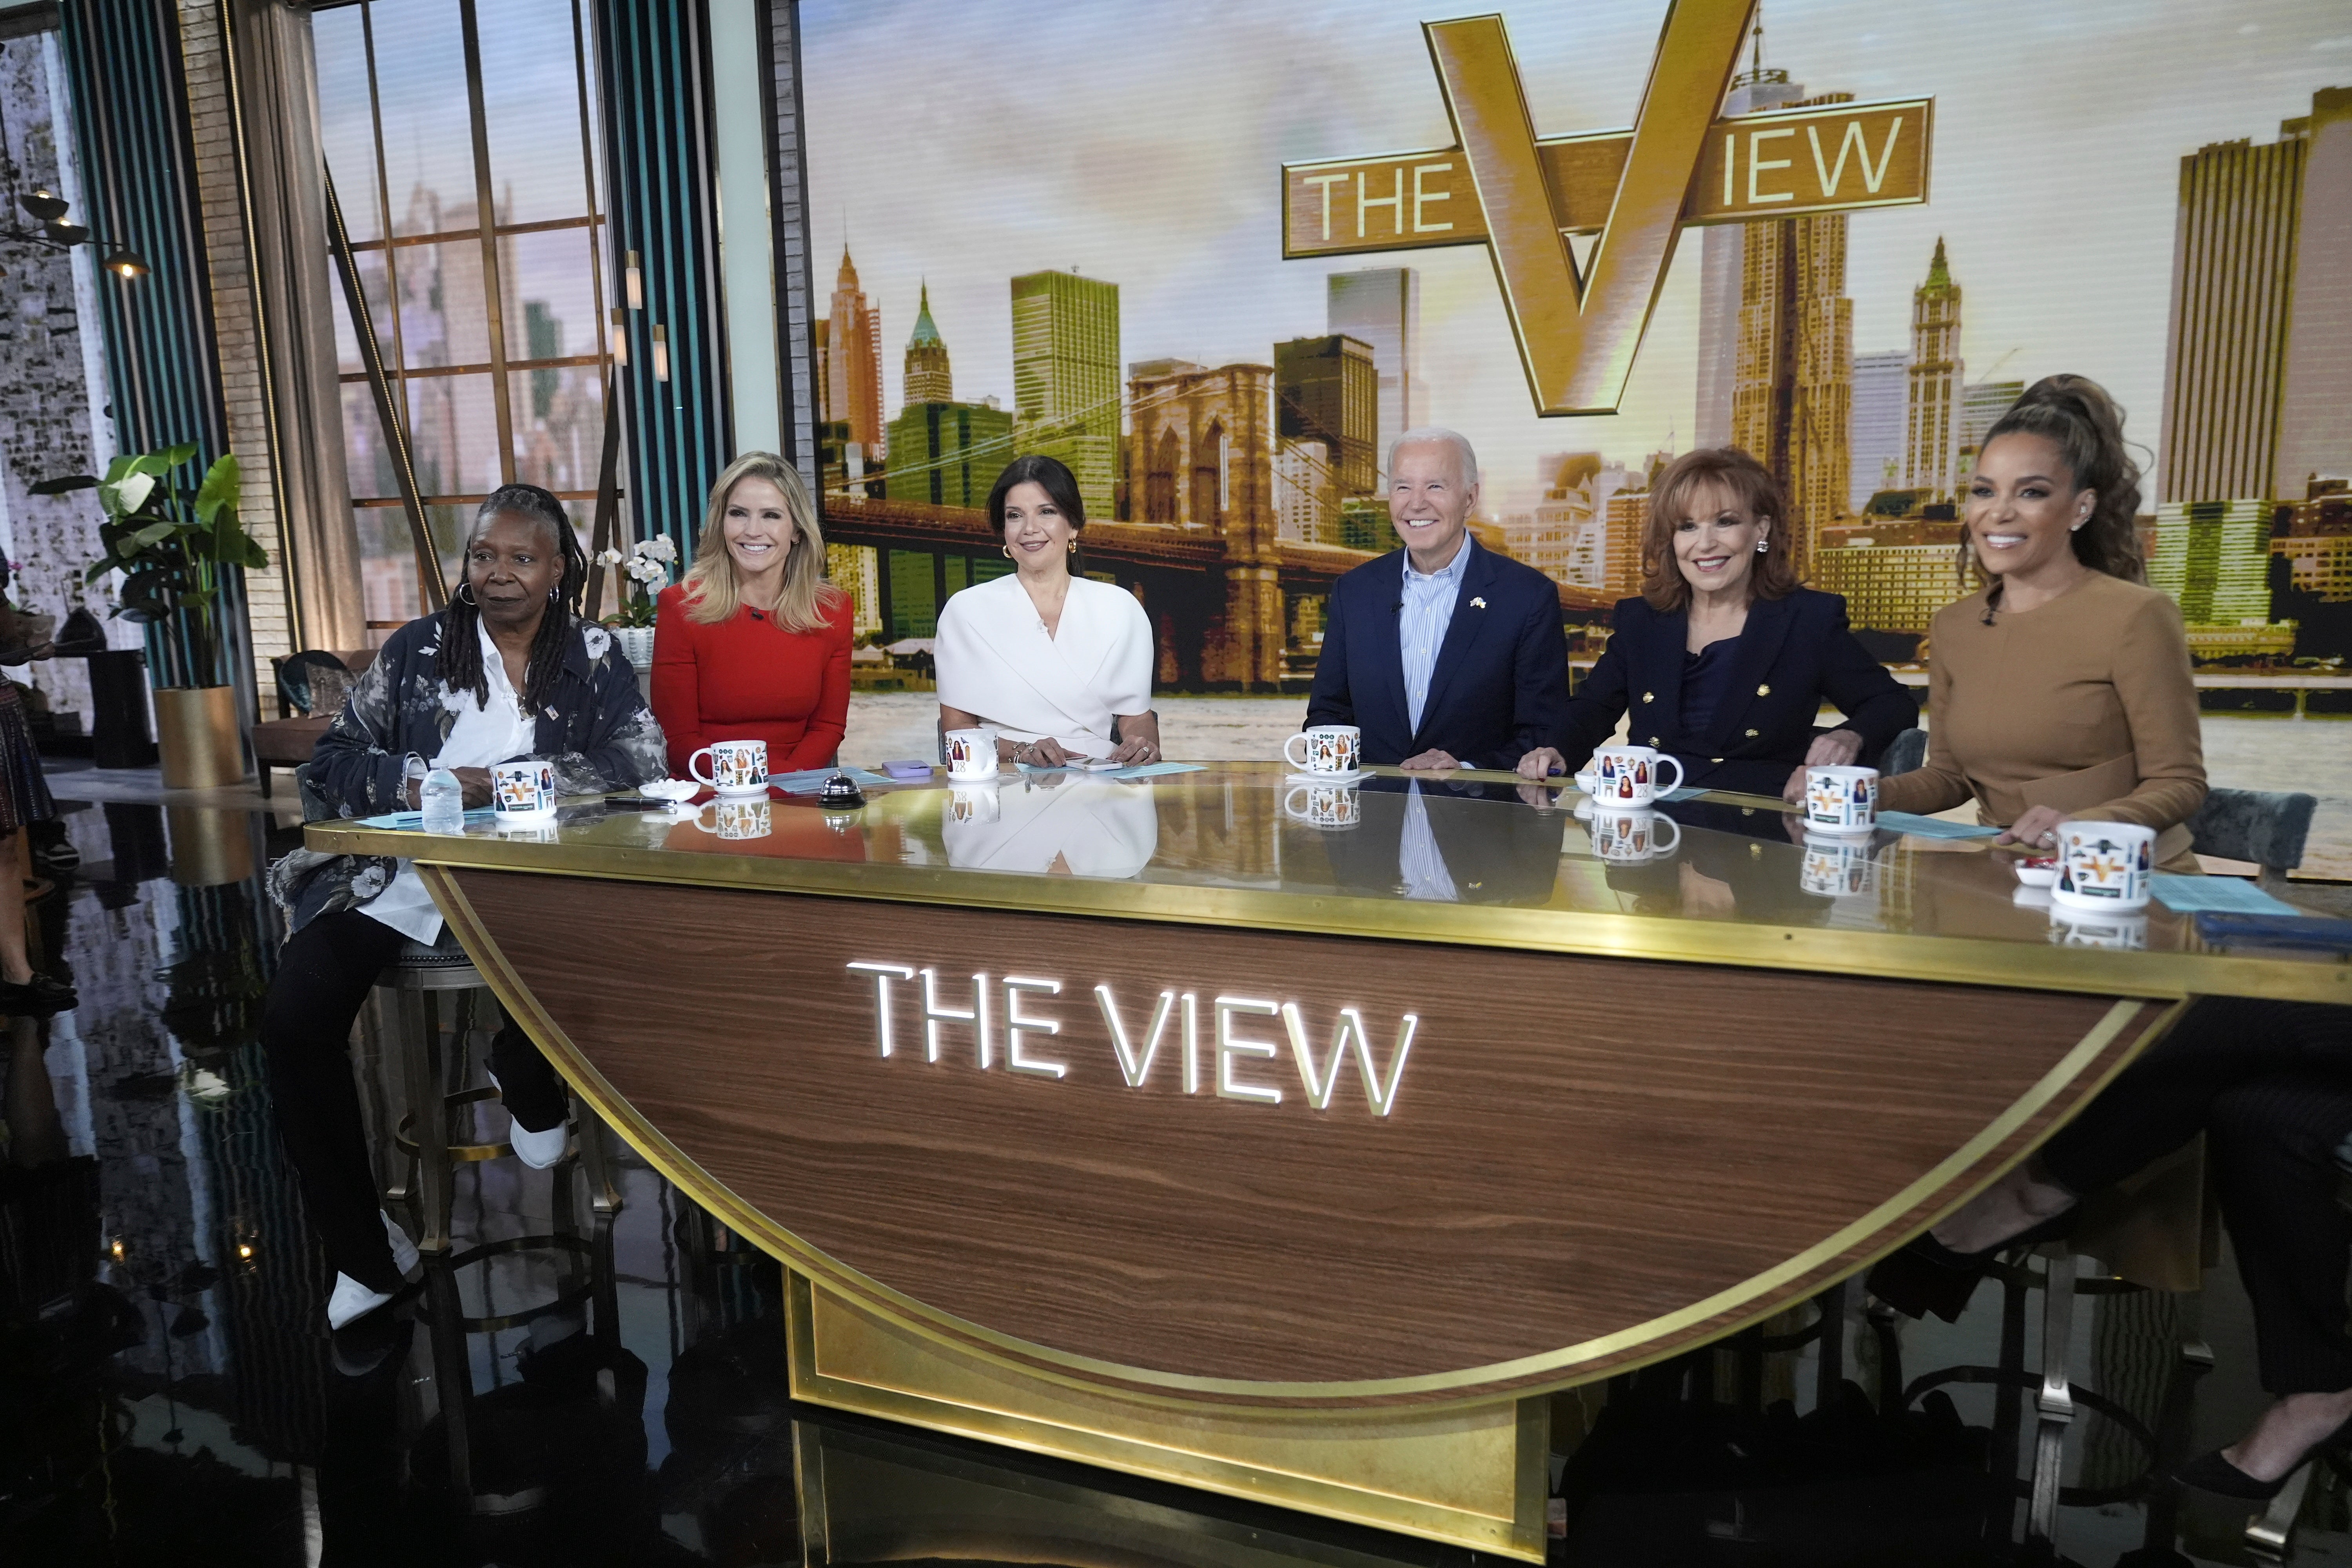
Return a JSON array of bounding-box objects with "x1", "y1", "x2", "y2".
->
[{"x1": 307, "y1": 762, "x2": 2352, "y2": 1002}]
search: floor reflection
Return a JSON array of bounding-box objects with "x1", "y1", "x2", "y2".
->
[{"x1": 4, "y1": 796, "x2": 2348, "y2": 1566}]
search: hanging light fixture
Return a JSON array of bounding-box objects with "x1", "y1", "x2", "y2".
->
[
  {"x1": 608, "y1": 306, "x2": 627, "y2": 368},
  {"x1": 102, "y1": 245, "x2": 149, "y2": 279},
  {"x1": 625, "y1": 249, "x2": 643, "y2": 311},
  {"x1": 651, "y1": 323, "x2": 669, "y2": 383}
]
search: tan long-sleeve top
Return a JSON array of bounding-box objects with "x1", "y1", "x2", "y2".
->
[{"x1": 1877, "y1": 572, "x2": 2207, "y2": 860}]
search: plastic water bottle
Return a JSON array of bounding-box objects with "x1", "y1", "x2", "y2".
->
[{"x1": 420, "y1": 768, "x2": 464, "y2": 834}]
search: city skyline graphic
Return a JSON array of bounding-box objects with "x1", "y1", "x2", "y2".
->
[{"x1": 804, "y1": 0, "x2": 2352, "y2": 651}]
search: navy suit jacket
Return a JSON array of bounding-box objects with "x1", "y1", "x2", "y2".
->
[
  {"x1": 1557, "y1": 589, "x2": 1917, "y2": 796},
  {"x1": 1305, "y1": 540, "x2": 1571, "y2": 770}
]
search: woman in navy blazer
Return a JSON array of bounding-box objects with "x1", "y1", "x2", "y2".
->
[{"x1": 1520, "y1": 448, "x2": 1915, "y2": 800}]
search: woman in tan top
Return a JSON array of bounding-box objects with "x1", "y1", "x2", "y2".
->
[{"x1": 1877, "y1": 375, "x2": 2205, "y2": 867}]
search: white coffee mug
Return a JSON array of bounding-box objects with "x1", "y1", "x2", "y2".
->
[
  {"x1": 690, "y1": 738, "x2": 768, "y2": 795},
  {"x1": 1284, "y1": 725, "x2": 1362, "y2": 776},
  {"x1": 2051, "y1": 819, "x2": 2155, "y2": 911},
  {"x1": 1801, "y1": 832, "x2": 1878, "y2": 898},
  {"x1": 490, "y1": 758, "x2": 555, "y2": 820},
  {"x1": 696, "y1": 796, "x2": 772, "y2": 840},
  {"x1": 944, "y1": 728, "x2": 1000, "y2": 780},
  {"x1": 1587, "y1": 806, "x2": 1680, "y2": 862},
  {"x1": 1592, "y1": 745, "x2": 1682, "y2": 807},
  {"x1": 947, "y1": 780, "x2": 1001, "y2": 824},
  {"x1": 1803, "y1": 765, "x2": 1880, "y2": 837},
  {"x1": 1283, "y1": 780, "x2": 1361, "y2": 829}
]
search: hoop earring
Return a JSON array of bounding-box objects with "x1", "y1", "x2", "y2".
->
[
  {"x1": 1067, "y1": 540, "x2": 1078, "y2": 555},
  {"x1": 456, "y1": 582, "x2": 477, "y2": 606},
  {"x1": 1001, "y1": 545, "x2": 1013, "y2": 559}
]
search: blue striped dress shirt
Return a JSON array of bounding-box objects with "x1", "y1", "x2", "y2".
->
[{"x1": 1400, "y1": 535, "x2": 1473, "y2": 735}]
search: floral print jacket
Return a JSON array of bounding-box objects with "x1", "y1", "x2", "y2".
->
[{"x1": 268, "y1": 612, "x2": 667, "y2": 933}]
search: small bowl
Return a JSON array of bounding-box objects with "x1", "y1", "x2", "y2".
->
[
  {"x1": 2013, "y1": 855, "x2": 2060, "y2": 888},
  {"x1": 639, "y1": 777, "x2": 700, "y2": 804}
]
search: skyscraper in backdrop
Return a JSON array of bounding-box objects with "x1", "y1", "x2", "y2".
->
[
  {"x1": 1274, "y1": 335, "x2": 1378, "y2": 498},
  {"x1": 1695, "y1": 54, "x2": 1807, "y2": 451},
  {"x1": 2151, "y1": 88, "x2": 2352, "y2": 659},
  {"x1": 1958, "y1": 379, "x2": 2023, "y2": 474},
  {"x1": 1326, "y1": 268, "x2": 1420, "y2": 469},
  {"x1": 1729, "y1": 92, "x2": 1853, "y2": 577},
  {"x1": 826, "y1": 247, "x2": 884, "y2": 459},
  {"x1": 902, "y1": 283, "x2": 952, "y2": 404},
  {"x1": 1902, "y1": 240, "x2": 1962, "y2": 501},
  {"x1": 1849, "y1": 349, "x2": 1909, "y2": 512},
  {"x1": 1011, "y1": 270, "x2": 1120, "y2": 522}
]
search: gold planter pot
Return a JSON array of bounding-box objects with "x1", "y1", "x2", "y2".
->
[{"x1": 153, "y1": 685, "x2": 245, "y2": 790}]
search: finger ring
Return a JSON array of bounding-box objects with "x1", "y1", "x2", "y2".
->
[{"x1": 2040, "y1": 830, "x2": 2056, "y2": 845}]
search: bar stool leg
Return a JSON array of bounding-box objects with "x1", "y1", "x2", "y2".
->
[
  {"x1": 576, "y1": 1096, "x2": 621, "y2": 1217},
  {"x1": 383, "y1": 985, "x2": 419, "y2": 1209},
  {"x1": 414, "y1": 989, "x2": 455, "y2": 1253},
  {"x1": 2024, "y1": 1248, "x2": 2077, "y2": 1552}
]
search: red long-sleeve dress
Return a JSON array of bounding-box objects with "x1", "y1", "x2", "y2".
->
[{"x1": 650, "y1": 584, "x2": 853, "y2": 779}]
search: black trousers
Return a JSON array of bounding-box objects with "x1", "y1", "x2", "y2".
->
[
  {"x1": 2039, "y1": 997, "x2": 2352, "y2": 1394},
  {"x1": 261, "y1": 909, "x2": 568, "y2": 1294}
]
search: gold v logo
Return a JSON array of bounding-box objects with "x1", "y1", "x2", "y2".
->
[{"x1": 1283, "y1": 5, "x2": 1933, "y2": 417}]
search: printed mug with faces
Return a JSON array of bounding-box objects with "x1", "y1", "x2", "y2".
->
[
  {"x1": 697, "y1": 796, "x2": 772, "y2": 841},
  {"x1": 690, "y1": 738, "x2": 769, "y2": 795},
  {"x1": 2051, "y1": 819, "x2": 2154, "y2": 912},
  {"x1": 1586, "y1": 805, "x2": 1680, "y2": 862},
  {"x1": 944, "y1": 728, "x2": 1000, "y2": 781},
  {"x1": 947, "y1": 780, "x2": 1001, "y2": 825},
  {"x1": 1283, "y1": 725, "x2": 1361, "y2": 776},
  {"x1": 1801, "y1": 832, "x2": 1878, "y2": 898},
  {"x1": 490, "y1": 758, "x2": 555, "y2": 820},
  {"x1": 1592, "y1": 745, "x2": 1682, "y2": 807},
  {"x1": 1282, "y1": 780, "x2": 1361, "y2": 829},
  {"x1": 1803, "y1": 765, "x2": 1880, "y2": 837}
]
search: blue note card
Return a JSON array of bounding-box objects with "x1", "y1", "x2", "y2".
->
[
  {"x1": 356, "y1": 808, "x2": 497, "y2": 830},
  {"x1": 1877, "y1": 811, "x2": 2002, "y2": 840},
  {"x1": 2151, "y1": 873, "x2": 2303, "y2": 917}
]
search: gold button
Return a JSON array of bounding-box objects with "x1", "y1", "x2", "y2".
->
[
  {"x1": 1711, "y1": 757, "x2": 1723, "y2": 764},
  {"x1": 1650, "y1": 736, "x2": 1661, "y2": 745},
  {"x1": 1744, "y1": 728, "x2": 1759, "y2": 737},
  {"x1": 1642, "y1": 691, "x2": 1654, "y2": 704},
  {"x1": 1757, "y1": 683, "x2": 1771, "y2": 696}
]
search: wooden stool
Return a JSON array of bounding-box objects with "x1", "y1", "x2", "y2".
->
[{"x1": 375, "y1": 937, "x2": 620, "y2": 1252}]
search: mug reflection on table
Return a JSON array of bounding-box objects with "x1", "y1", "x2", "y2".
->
[
  {"x1": 2049, "y1": 907, "x2": 2150, "y2": 949},
  {"x1": 697, "y1": 796, "x2": 772, "y2": 840},
  {"x1": 948, "y1": 780, "x2": 1002, "y2": 825},
  {"x1": 490, "y1": 758, "x2": 555, "y2": 820},
  {"x1": 1587, "y1": 805, "x2": 1680, "y2": 863},
  {"x1": 1283, "y1": 780, "x2": 1361, "y2": 830},
  {"x1": 1801, "y1": 832, "x2": 1878, "y2": 898}
]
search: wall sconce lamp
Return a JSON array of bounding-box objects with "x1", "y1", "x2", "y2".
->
[
  {"x1": 609, "y1": 306, "x2": 627, "y2": 368},
  {"x1": 651, "y1": 323, "x2": 669, "y2": 384},
  {"x1": 624, "y1": 249, "x2": 643, "y2": 312}
]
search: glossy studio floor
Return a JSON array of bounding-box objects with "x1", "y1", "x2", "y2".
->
[{"x1": 5, "y1": 785, "x2": 2350, "y2": 1568}]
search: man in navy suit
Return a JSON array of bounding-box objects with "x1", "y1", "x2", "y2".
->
[{"x1": 1305, "y1": 429, "x2": 1569, "y2": 771}]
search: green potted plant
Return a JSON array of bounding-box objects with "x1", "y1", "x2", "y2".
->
[{"x1": 73, "y1": 445, "x2": 260, "y2": 788}]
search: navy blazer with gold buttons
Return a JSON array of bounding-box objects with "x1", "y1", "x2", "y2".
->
[{"x1": 1555, "y1": 589, "x2": 1917, "y2": 797}]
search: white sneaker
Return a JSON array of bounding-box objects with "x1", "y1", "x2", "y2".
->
[
  {"x1": 488, "y1": 1070, "x2": 568, "y2": 1170},
  {"x1": 381, "y1": 1210, "x2": 420, "y2": 1278},
  {"x1": 327, "y1": 1272, "x2": 394, "y2": 1330}
]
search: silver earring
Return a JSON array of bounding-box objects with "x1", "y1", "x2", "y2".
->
[
  {"x1": 1755, "y1": 540, "x2": 1768, "y2": 553},
  {"x1": 456, "y1": 582, "x2": 477, "y2": 605}
]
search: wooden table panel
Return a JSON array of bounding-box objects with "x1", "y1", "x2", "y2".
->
[{"x1": 454, "y1": 867, "x2": 2147, "y2": 1401}]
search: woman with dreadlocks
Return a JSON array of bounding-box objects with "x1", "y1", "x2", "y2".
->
[{"x1": 263, "y1": 483, "x2": 666, "y2": 1332}]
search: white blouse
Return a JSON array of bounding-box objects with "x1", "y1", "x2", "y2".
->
[{"x1": 935, "y1": 573, "x2": 1153, "y2": 759}]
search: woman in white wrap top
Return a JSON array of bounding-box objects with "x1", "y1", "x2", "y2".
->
[{"x1": 936, "y1": 456, "x2": 1161, "y2": 767}]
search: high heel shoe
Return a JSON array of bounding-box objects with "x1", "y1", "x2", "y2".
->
[
  {"x1": 1864, "y1": 1207, "x2": 2080, "y2": 1323},
  {"x1": 2176, "y1": 1412, "x2": 2352, "y2": 1500}
]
